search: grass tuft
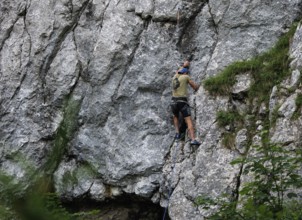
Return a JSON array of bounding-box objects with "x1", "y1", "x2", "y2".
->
[
  {"x1": 216, "y1": 110, "x2": 244, "y2": 129},
  {"x1": 43, "y1": 96, "x2": 82, "y2": 175},
  {"x1": 203, "y1": 23, "x2": 298, "y2": 102},
  {"x1": 222, "y1": 133, "x2": 236, "y2": 150},
  {"x1": 295, "y1": 93, "x2": 302, "y2": 108},
  {"x1": 205, "y1": 23, "x2": 298, "y2": 150},
  {"x1": 292, "y1": 93, "x2": 302, "y2": 119}
]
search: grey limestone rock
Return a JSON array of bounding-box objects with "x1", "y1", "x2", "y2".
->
[
  {"x1": 235, "y1": 129, "x2": 248, "y2": 154},
  {"x1": 291, "y1": 23, "x2": 302, "y2": 70},
  {"x1": 278, "y1": 93, "x2": 297, "y2": 119},
  {"x1": 1, "y1": 0, "x2": 302, "y2": 219},
  {"x1": 232, "y1": 73, "x2": 252, "y2": 94}
]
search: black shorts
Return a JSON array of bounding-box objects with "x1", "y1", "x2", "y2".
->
[{"x1": 171, "y1": 98, "x2": 191, "y2": 118}]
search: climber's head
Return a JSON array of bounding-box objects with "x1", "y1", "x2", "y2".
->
[{"x1": 183, "y1": 60, "x2": 190, "y2": 68}]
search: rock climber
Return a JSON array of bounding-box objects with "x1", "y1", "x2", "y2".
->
[{"x1": 171, "y1": 60, "x2": 201, "y2": 145}]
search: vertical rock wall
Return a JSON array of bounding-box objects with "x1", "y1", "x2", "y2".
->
[{"x1": 0, "y1": 0, "x2": 302, "y2": 219}]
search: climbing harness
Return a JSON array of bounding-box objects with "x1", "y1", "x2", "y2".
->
[
  {"x1": 171, "y1": 98, "x2": 196, "y2": 111},
  {"x1": 162, "y1": 139, "x2": 181, "y2": 220}
]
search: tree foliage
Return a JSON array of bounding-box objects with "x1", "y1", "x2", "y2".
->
[{"x1": 196, "y1": 144, "x2": 302, "y2": 220}]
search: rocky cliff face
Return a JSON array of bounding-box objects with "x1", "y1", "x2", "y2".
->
[{"x1": 1, "y1": 0, "x2": 302, "y2": 219}]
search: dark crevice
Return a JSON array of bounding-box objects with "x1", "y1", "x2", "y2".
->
[
  {"x1": 163, "y1": 140, "x2": 178, "y2": 161},
  {"x1": 183, "y1": 193, "x2": 200, "y2": 213},
  {"x1": 203, "y1": 3, "x2": 219, "y2": 76},
  {"x1": 207, "y1": 1, "x2": 219, "y2": 35},
  {"x1": 17, "y1": 2, "x2": 27, "y2": 16},
  {"x1": 68, "y1": 0, "x2": 73, "y2": 14},
  {"x1": 115, "y1": 170, "x2": 162, "y2": 184},
  {"x1": 162, "y1": 142, "x2": 183, "y2": 202},
  {"x1": 0, "y1": 17, "x2": 19, "y2": 51},
  {"x1": 81, "y1": 181, "x2": 94, "y2": 198},
  {"x1": 81, "y1": 59, "x2": 91, "y2": 82},
  {"x1": 111, "y1": 24, "x2": 146, "y2": 103},
  {"x1": 10, "y1": 12, "x2": 32, "y2": 101},
  {"x1": 70, "y1": 30, "x2": 82, "y2": 94},
  {"x1": 233, "y1": 161, "x2": 244, "y2": 204},
  {"x1": 10, "y1": 73, "x2": 26, "y2": 101},
  {"x1": 63, "y1": 194, "x2": 167, "y2": 220},
  {"x1": 218, "y1": 0, "x2": 231, "y2": 27},
  {"x1": 193, "y1": 95, "x2": 198, "y2": 133},
  {"x1": 116, "y1": 0, "x2": 122, "y2": 6},
  {"x1": 90, "y1": 0, "x2": 111, "y2": 58},
  {"x1": 98, "y1": 0, "x2": 111, "y2": 31},
  {"x1": 39, "y1": 0, "x2": 91, "y2": 103},
  {"x1": 176, "y1": 2, "x2": 206, "y2": 48},
  {"x1": 151, "y1": 0, "x2": 156, "y2": 14},
  {"x1": 143, "y1": 17, "x2": 152, "y2": 29},
  {"x1": 70, "y1": 61, "x2": 82, "y2": 96},
  {"x1": 173, "y1": 167, "x2": 182, "y2": 191},
  {"x1": 26, "y1": 0, "x2": 32, "y2": 10},
  {"x1": 95, "y1": 23, "x2": 145, "y2": 127},
  {"x1": 230, "y1": 22, "x2": 273, "y2": 30},
  {"x1": 189, "y1": 145, "x2": 199, "y2": 165},
  {"x1": 23, "y1": 1, "x2": 32, "y2": 57},
  {"x1": 134, "y1": 12, "x2": 178, "y2": 24},
  {"x1": 0, "y1": 0, "x2": 31, "y2": 51}
]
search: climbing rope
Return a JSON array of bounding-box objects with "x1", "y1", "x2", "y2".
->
[
  {"x1": 176, "y1": 3, "x2": 182, "y2": 34},
  {"x1": 162, "y1": 5, "x2": 201, "y2": 220},
  {"x1": 162, "y1": 139, "x2": 181, "y2": 220},
  {"x1": 177, "y1": 8, "x2": 180, "y2": 29}
]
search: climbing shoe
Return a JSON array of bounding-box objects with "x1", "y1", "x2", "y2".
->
[
  {"x1": 190, "y1": 140, "x2": 201, "y2": 146},
  {"x1": 175, "y1": 133, "x2": 180, "y2": 140}
]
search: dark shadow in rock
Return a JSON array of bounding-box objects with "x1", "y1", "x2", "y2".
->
[{"x1": 63, "y1": 194, "x2": 169, "y2": 220}]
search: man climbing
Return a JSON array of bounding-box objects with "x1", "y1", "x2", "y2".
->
[{"x1": 171, "y1": 60, "x2": 201, "y2": 145}]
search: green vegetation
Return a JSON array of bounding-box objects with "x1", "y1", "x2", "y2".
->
[
  {"x1": 216, "y1": 110, "x2": 234, "y2": 127},
  {"x1": 0, "y1": 95, "x2": 93, "y2": 219},
  {"x1": 62, "y1": 170, "x2": 79, "y2": 186},
  {"x1": 270, "y1": 104, "x2": 281, "y2": 127},
  {"x1": 204, "y1": 23, "x2": 297, "y2": 103},
  {"x1": 233, "y1": 144, "x2": 302, "y2": 213},
  {"x1": 200, "y1": 21, "x2": 302, "y2": 218},
  {"x1": 292, "y1": 93, "x2": 302, "y2": 119},
  {"x1": 62, "y1": 162, "x2": 97, "y2": 188},
  {"x1": 0, "y1": 94, "x2": 107, "y2": 219},
  {"x1": 72, "y1": 210, "x2": 101, "y2": 219},
  {"x1": 19, "y1": 193, "x2": 73, "y2": 220},
  {"x1": 0, "y1": 205, "x2": 16, "y2": 220},
  {"x1": 196, "y1": 144, "x2": 302, "y2": 220},
  {"x1": 216, "y1": 110, "x2": 244, "y2": 128},
  {"x1": 0, "y1": 167, "x2": 105, "y2": 220},
  {"x1": 43, "y1": 96, "x2": 81, "y2": 175},
  {"x1": 221, "y1": 133, "x2": 236, "y2": 150},
  {"x1": 204, "y1": 60, "x2": 259, "y2": 96},
  {"x1": 206, "y1": 23, "x2": 298, "y2": 148},
  {"x1": 216, "y1": 110, "x2": 244, "y2": 149},
  {"x1": 0, "y1": 168, "x2": 74, "y2": 220},
  {"x1": 295, "y1": 93, "x2": 302, "y2": 108},
  {"x1": 0, "y1": 154, "x2": 37, "y2": 206},
  {"x1": 0, "y1": 171, "x2": 24, "y2": 208}
]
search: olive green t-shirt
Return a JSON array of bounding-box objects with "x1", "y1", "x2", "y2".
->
[{"x1": 172, "y1": 74, "x2": 190, "y2": 97}]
